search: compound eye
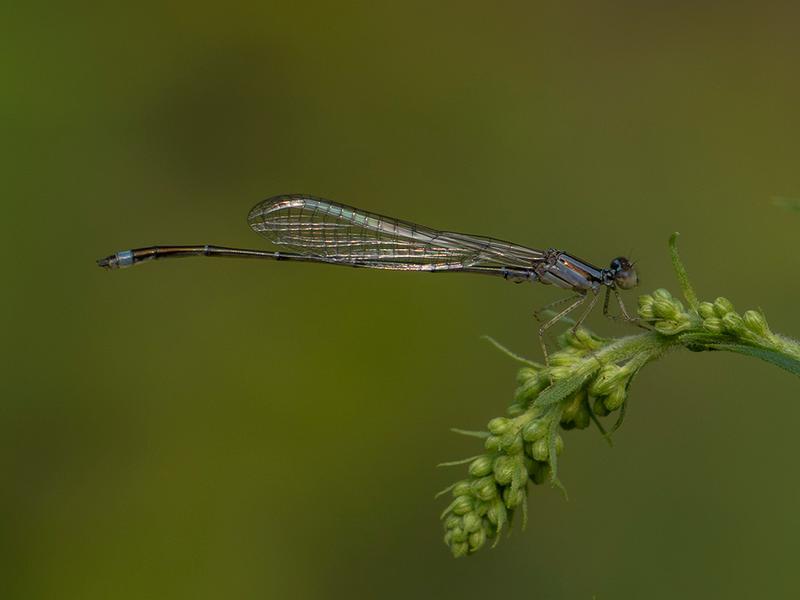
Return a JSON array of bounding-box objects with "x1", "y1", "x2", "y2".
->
[{"x1": 610, "y1": 258, "x2": 621, "y2": 271}]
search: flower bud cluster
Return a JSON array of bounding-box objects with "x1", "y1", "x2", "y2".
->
[
  {"x1": 639, "y1": 289, "x2": 773, "y2": 344},
  {"x1": 697, "y1": 298, "x2": 773, "y2": 342},
  {"x1": 441, "y1": 407, "x2": 556, "y2": 557},
  {"x1": 637, "y1": 288, "x2": 697, "y2": 335},
  {"x1": 507, "y1": 328, "x2": 604, "y2": 418},
  {"x1": 587, "y1": 362, "x2": 635, "y2": 415},
  {"x1": 443, "y1": 328, "x2": 635, "y2": 557},
  {"x1": 514, "y1": 329, "x2": 633, "y2": 422}
]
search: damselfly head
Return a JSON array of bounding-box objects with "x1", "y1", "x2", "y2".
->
[{"x1": 609, "y1": 257, "x2": 638, "y2": 290}]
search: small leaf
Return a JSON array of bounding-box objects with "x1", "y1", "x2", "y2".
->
[
  {"x1": 481, "y1": 336, "x2": 540, "y2": 367},
  {"x1": 434, "y1": 482, "x2": 457, "y2": 499},
  {"x1": 437, "y1": 455, "x2": 483, "y2": 468},
  {"x1": 450, "y1": 428, "x2": 490, "y2": 439},
  {"x1": 669, "y1": 232, "x2": 700, "y2": 311},
  {"x1": 532, "y1": 371, "x2": 592, "y2": 409},
  {"x1": 709, "y1": 343, "x2": 800, "y2": 377}
]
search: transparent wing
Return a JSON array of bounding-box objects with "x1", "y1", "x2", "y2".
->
[{"x1": 247, "y1": 195, "x2": 545, "y2": 272}]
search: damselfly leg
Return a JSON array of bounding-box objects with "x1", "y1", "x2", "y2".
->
[
  {"x1": 536, "y1": 293, "x2": 588, "y2": 371},
  {"x1": 603, "y1": 287, "x2": 650, "y2": 330},
  {"x1": 535, "y1": 289, "x2": 603, "y2": 378}
]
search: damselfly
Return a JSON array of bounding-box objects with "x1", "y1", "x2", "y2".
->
[{"x1": 97, "y1": 194, "x2": 640, "y2": 365}]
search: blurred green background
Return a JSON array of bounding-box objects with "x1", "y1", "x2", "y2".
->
[{"x1": 3, "y1": 1, "x2": 800, "y2": 598}]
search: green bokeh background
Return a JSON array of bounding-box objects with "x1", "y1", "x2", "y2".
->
[{"x1": 4, "y1": 2, "x2": 800, "y2": 598}]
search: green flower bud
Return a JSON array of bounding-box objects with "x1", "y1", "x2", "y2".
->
[
  {"x1": 638, "y1": 303, "x2": 655, "y2": 320},
  {"x1": 637, "y1": 294, "x2": 654, "y2": 309},
  {"x1": 561, "y1": 327, "x2": 602, "y2": 351},
  {"x1": 575, "y1": 327, "x2": 599, "y2": 348},
  {"x1": 722, "y1": 312, "x2": 745, "y2": 334},
  {"x1": 522, "y1": 420, "x2": 547, "y2": 442},
  {"x1": 451, "y1": 496, "x2": 473, "y2": 515},
  {"x1": 516, "y1": 462, "x2": 529, "y2": 483},
  {"x1": 698, "y1": 301, "x2": 715, "y2": 319},
  {"x1": 561, "y1": 389, "x2": 586, "y2": 423},
  {"x1": 531, "y1": 438, "x2": 549, "y2": 462},
  {"x1": 514, "y1": 375, "x2": 546, "y2": 404},
  {"x1": 573, "y1": 404, "x2": 591, "y2": 429},
  {"x1": 560, "y1": 401, "x2": 578, "y2": 424},
  {"x1": 444, "y1": 515, "x2": 461, "y2": 530},
  {"x1": 549, "y1": 352, "x2": 579, "y2": 367},
  {"x1": 589, "y1": 364, "x2": 626, "y2": 396},
  {"x1": 468, "y1": 456, "x2": 493, "y2": 478},
  {"x1": 451, "y1": 541, "x2": 469, "y2": 558},
  {"x1": 593, "y1": 396, "x2": 610, "y2": 417},
  {"x1": 743, "y1": 310, "x2": 769, "y2": 337},
  {"x1": 472, "y1": 500, "x2": 489, "y2": 516},
  {"x1": 486, "y1": 499, "x2": 506, "y2": 526},
  {"x1": 555, "y1": 331, "x2": 571, "y2": 349},
  {"x1": 468, "y1": 528, "x2": 486, "y2": 551},
  {"x1": 652, "y1": 288, "x2": 673, "y2": 301},
  {"x1": 713, "y1": 297, "x2": 735, "y2": 317},
  {"x1": 554, "y1": 433, "x2": 564, "y2": 455},
  {"x1": 487, "y1": 417, "x2": 511, "y2": 435},
  {"x1": 471, "y1": 476, "x2": 496, "y2": 501},
  {"x1": 604, "y1": 386, "x2": 626, "y2": 411},
  {"x1": 503, "y1": 487, "x2": 525, "y2": 508},
  {"x1": 462, "y1": 512, "x2": 482, "y2": 533},
  {"x1": 654, "y1": 320, "x2": 692, "y2": 336},
  {"x1": 652, "y1": 298, "x2": 681, "y2": 320},
  {"x1": 516, "y1": 367, "x2": 539, "y2": 384},
  {"x1": 484, "y1": 435, "x2": 501, "y2": 452},
  {"x1": 452, "y1": 481, "x2": 472, "y2": 496},
  {"x1": 527, "y1": 405, "x2": 544, "y2": 420},
  {"x1": 483, "y1": 521, "x2": 498, "y2": 537},
  {"x1": 526, "y1": 442, "x2": 536, "y2": 460},
  {"x1": 702, "y1": 317, "x2": 723, "y2": 334},
  {"x1": 547, "y1": 366, "x2": 573, "y2": 381},
  {"x1": 500, "y1": 432, "x2": 524, "y2": 454},
  {"x1": 493, "y1": 455, "x2": 516, "y2": 485},
  {"x1": 506, "y1": 403, "x2": 525, "y2": 417},
  {"x1": 450, "y1": 525, "x2": 467, "y2": 541}
]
